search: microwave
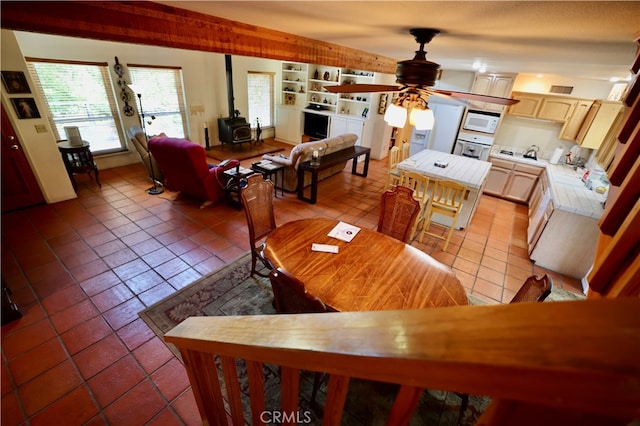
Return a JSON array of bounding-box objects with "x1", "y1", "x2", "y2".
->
[{"x1": 462, "y1": 110, "x2": 501, "y2": 134}]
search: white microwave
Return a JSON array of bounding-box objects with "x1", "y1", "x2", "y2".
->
[{"x1": 462, "y1": 110, "x2": 501, "y2": 134}]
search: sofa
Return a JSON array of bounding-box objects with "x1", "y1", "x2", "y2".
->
[
  {"x1": 261, "y1": 133, "x2": 358, "y2": 192},
  {"x1": 147, "y1": 136, "x2": 239, "y2": 207},
  {"x1": 128, "y1": 126, "x2": 164, "y2": 184}
]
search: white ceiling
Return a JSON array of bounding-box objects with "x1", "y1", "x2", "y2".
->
[{"x1": 156, "y1": 1, "x2": 639, "y2": 82}]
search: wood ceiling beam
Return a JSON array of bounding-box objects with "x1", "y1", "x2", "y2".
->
[{"x1": 1, "y1": 1, "x2": 398, "y2": 74}]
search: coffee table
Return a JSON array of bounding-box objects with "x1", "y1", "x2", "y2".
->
[{"x1": 251, "y1": 161, "x2": 285, "y2": 197}]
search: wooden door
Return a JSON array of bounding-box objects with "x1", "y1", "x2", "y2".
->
[{"x1": 1, "y1": 106, "x2": 45, "y2": 213}]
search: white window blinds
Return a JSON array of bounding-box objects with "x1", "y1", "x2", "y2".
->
[
  {"x1": 27, "y1": 59, "x2": 126, "y2": 153},
  {"x1": 247, "y1": 72, "x2": 274, "y2": 128},
  {"x1": 127, "y1": 66, "x2": 187, "y2": 139}
]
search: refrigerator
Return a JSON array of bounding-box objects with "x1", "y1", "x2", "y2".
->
[{"x1": 409, "y1": 101, "x2": 465, "y2": 156}]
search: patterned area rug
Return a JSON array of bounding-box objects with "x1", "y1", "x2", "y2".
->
[{"x1": 139, "y1": 252, "x2": 583, "y2": 425}]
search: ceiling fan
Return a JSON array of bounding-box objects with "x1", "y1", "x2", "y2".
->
[{"x1": 324, "y1": 28, "x2": 519, "y2": 129}]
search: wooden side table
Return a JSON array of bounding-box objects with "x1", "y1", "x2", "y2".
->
[
  {"x1": 57, "y1": 140, "x2": 101, "y2": 191},
  {"x1": 251, "y1": 161, "x2": 285, "y2": 197}
]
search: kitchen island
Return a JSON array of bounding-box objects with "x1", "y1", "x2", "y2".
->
[{"x1": 397, "y1": 149, "x2": 491, "y2": 229}]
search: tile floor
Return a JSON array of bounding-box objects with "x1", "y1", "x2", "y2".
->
[{"x1": 1, "y1": 141, "x2": 583, "y2": 425}]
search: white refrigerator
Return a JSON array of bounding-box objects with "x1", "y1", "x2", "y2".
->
[{"x1": 409, "y1": 101, "x2": 465, "y2": 156}]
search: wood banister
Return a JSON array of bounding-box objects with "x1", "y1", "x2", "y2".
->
[{"x1": 165, "y1": 299, "x2": 640, "y2": 423}]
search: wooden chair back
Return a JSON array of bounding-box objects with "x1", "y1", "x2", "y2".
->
[
  {"x1": 269, "y1": 268, "x2": 328, "y2": 314},
  {"x1": 401, "y1": 141, "x2": 411, "y2": 160},
  {"x1": 377, "y1": 185, "x2": 421, "y2": 243},
  {"x1": 387, "y1": 146, "x2": 402, "y2": 189},
  {"x1": 240, "y1": 174, "x2": 276, "y2": 276},
  {"x1": 510, "y1": 274, "x2": 553, "y2": 303},
  {"x1": 419, "y1": 180, "x2": 467, "y2": 250}
]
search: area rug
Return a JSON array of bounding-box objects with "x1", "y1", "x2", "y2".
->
[
  {"x1": 139, "y1": 253, "x2": 583, "y2": 425},
  {"x1": 206, "y1": 141, "x2": 284, "y2": 161}
]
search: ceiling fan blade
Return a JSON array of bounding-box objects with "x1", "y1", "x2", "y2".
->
[
  {"x1": 323, "y1": 84, "x2": 402, "y2": 94},
  {"x1": 434, "y1": 90, "x2": 520, "y2": 106}
]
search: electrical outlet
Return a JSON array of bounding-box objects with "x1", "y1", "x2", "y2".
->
[{"x1": 34, "y1": 124, "x2": 48, "y2": 133}]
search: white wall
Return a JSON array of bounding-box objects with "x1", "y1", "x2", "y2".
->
[
  {"x1": 513, "y1": 73, "x2": 614, "y2": 99},
  {"x1": 1, "y1": 30, "x2": 76, "y2": 203}
]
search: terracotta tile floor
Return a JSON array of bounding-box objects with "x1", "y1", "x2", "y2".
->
[{"x1": 1, "y1": 141, "x2": 584, "y2": 425}]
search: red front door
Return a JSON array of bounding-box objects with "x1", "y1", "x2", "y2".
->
[{"x1": 1, "y1": 105, "x2": 45, "y2": 213}]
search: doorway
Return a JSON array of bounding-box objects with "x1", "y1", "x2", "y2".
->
[{"x1": 1, "y1": 105, "x2": 45, "y2": 213}]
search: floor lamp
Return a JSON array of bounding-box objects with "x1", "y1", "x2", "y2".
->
[{"x1": 128, "y1": 84, "x2": 163, "y2": 195}]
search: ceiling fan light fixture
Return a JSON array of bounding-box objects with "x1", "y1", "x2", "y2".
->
[
  {"x1": 409, "y1": 106, "x2": 434, "y2": 130},
  {"x1": 384, "y1": 103, "x2": 407, "y2": 128}
]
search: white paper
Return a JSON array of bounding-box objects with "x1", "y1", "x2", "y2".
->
[
  {"x1": 311, "y1": 243, "x2": 339, "y2": 253},
  {"x1": 327, "y1": 221, "x2": 360, "y2": 242}
]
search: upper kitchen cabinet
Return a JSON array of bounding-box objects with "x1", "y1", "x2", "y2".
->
[
  {"x1": 576, "y1": 100, "x2": 624, "y2": 150},
  {"x1": 508, "y1": 92, "x2": 543, "y2": 117},
  {"x1": 558, "y1": 99, "x2": 593, "y2": 141},
  {"x1": 537, "y1": 97, "x2": 577, "y2": 122},
  {"x1": 469, "y1": 74, "x2": 516, "y2": 111}
]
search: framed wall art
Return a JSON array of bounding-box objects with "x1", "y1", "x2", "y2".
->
[
  {"x1": 377, "y1": 93, "x2": 388, "y2": 114},
  {"x1": 1, "y1": 71, "x2": 31, "y2": 94},
  {"x1": 11, "y1": 98, "x2": 41, "y2": 119},
  {"x1": 284, "y1": 93, "x2": 296, "y2": 105}
]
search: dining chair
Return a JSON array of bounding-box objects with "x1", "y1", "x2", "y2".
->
[
  {"x1": 240, "y1": 174, "x2": 276, "y2": 277},
  {"x1": 386, "y1": 146, "x2": 402, "y2": 189},
  {"x1": 401, "y1": 141, "x2": 411, "y2": 160},
  {"x1": 419, "y1": 179, "x2": 467, "y2": 250},
  {"x1": 399, "y1": 171, "x2": 431, "y2": 240},
  {"x1": 510, "y1": 274, "x2": 553, "y2": 303},
  {"x1": 377, "y1": 185, "x2": 421, "y2": 243},
  {"x1": 268, "y1": 268, "x2": 330, "y2": 409}
]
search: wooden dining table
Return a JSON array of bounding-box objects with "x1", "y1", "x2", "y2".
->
[{"x1": 263, "y1": 217, "x2": 468, "y2": 312}]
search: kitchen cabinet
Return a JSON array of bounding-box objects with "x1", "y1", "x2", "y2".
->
[
  {"x1": 329, "y1": 116, "x2": 364, "y2": 141},
  {"x1": 536, "y1": 97, "x2": 577, "y2": 122},
  {"x1": 507, "y1": 92, "x2": 543, "y2": 117},
  {"x1": 483, "y1": 158, "x2": 512, "y2": 197},
  {"x1": 275, "y1": 105, "x2": 303, "y2": 144},
  {"x1": 576, "y1": 100, "x2": 624, "y2": 150},
  {"x1": 559, "y1": 99, "x2": 593, "y2": 141},
  {"x1": 469, "y1": 74, "x2": 515, "y2": 111},
  {"x1": 483, "y1": 157, "x2": 543, "y2": 203}
]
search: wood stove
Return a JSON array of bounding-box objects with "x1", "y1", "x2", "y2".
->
[{"x1": 218, "y1": 55, "x2": 252, "y2": 148}]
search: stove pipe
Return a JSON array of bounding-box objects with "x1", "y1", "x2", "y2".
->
[{"x1": 225, "y1": 54, "x2": 237, "y2": 118}]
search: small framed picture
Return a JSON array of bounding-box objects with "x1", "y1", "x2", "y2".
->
[
  {"x1": 284, "y1": 93, "x2": 296, "y2": 105},
  {"x1": 1, "y1": 71, "x2": 31, "y2": 94},
  {"x1": 11, "y1": 98, "x2": 41, "y2": 119},
  {"x1": 377, "y1": 93, "x2": 388, "y2": 114}
]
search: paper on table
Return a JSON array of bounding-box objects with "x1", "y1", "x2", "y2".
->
[{"x1": 328, "y1": 221, "x2": 361, "y2": 242}]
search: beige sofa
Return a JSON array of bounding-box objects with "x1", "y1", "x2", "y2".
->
[
  {"x1": 262, "y1": 133, "x2": 358, "y2": 192},
  {"x1": 128, "y1": 126, "x2": 164, "y2": 184}
]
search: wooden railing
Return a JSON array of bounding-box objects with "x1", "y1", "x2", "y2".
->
[{"x1": 165, "y1": 298, "x2": 640, "y2": 425}]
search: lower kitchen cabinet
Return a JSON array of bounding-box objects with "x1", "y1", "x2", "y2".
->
[{"x1": 484, "y1": 157, "x2": 543, "y2": 204}]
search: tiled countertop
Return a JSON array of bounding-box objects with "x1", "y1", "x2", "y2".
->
[
  {"x1": 398, "y1": 149, "x2": 491, "y2": 190},
  {"x1": 489, "y1": 148, "x2": 606, "y2": 219}
]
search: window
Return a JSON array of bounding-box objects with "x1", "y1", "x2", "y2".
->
[
  {"x1": 128, "y1": 65, "x2": 187, "y2": 138},
  {"x1": 247, "y1": 72, "x2": 274, "y2": 128},
  {"x1": 27, "y1": 59, "x2": 126, "y2": 154}
]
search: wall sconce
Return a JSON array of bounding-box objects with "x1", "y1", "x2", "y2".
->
[{"x1": 384, "y1": 89, "x2": 435, "y2": 130}]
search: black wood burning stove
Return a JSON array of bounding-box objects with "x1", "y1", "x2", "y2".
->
[{"x1": 218, "y1": 55, "x2": 252, "y2": 148}]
